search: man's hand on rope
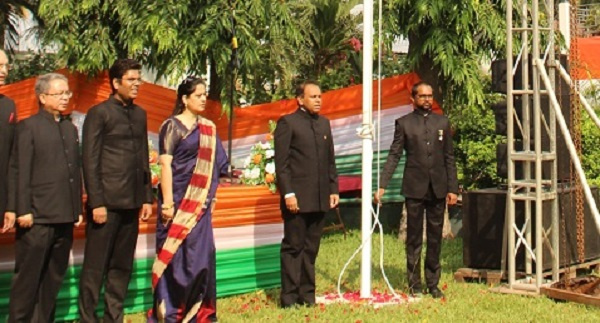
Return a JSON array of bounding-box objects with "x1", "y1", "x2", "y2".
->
[
  {"x1": 373, "y1": 188, "x2": 385, "y2": 205},
  {"x1": 446, "y1": 193, "x2": 458, "y2": 206},
  {"x1": 330, "y1": 194, "x2": 339, "y2": 209}
]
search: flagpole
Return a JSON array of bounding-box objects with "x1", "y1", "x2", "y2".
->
[{"x1": 360, "y1": 0, "x2": 373, "y2": 299}]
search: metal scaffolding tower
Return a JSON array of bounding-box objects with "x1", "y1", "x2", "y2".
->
[
  {"x1": 504, "y1": 0, "x2": 560, "y2": 293},
  {"x1": 503, "y1": 0, "x2": 600, "y2": 294}
]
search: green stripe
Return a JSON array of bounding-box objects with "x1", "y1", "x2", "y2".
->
[
  {"x1": 335, "y1": 150, "x2": 405, "y2": 203},
  {"x1": 0, "y1": 243, "x2": 281, "y2": 321}
]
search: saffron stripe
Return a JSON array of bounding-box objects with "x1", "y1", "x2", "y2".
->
[
  {"x1": 190, "y1": 173, "x2": 209, "y2": 188},
  {"x1": 156, "y1": 248, "x2": 174, "y2": 265},
  {"x1": 198, "y1": 147, "x2": 213, "y2": 160},
  {"x1": 199, "y1": 124, "x2": 213, "y2": 136},
  {"x1": 167, "y1": 223, "x2": 188, "y2": 239},
  {"x1": 179, "y1": 199, "x2": 200, "y2": 213}
]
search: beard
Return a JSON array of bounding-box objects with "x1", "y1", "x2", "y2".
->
[{"x1": 415, "y1": 102, "x2": 432, "y2": 111}]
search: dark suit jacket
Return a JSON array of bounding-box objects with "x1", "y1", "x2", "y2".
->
[
  {"x1": 82, "y1": 96, "x2": 153, "y2": 210},
  {"x1": 0, "y1": 95, "x2": 16, "y2": 215},
  {"x1": 274, "y1": 108, "x2": 339, "y2": 213},
  {"x1": 380, "y1": 108, "x2": 458, "y2": 199},
  {"x1": 16, "y1": 109, "x2": 82, "y2": 223}
]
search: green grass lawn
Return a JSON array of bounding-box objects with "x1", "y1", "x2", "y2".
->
[{"x1": 126, "y1": 230, "x2": 599, "y2": 322}]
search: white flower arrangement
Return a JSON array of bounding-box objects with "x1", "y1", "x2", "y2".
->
[{"x1": 240, "y1": 120, "x2": 278, "y2": 193}]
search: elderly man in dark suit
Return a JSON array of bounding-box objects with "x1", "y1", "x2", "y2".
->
[
  {"x1": 8, "y1": 73, "x2": 83, "y2": 322},
  {"x1": 78, "y1": 58, "x2": 153, "y2": 323},
  {"x1": 375, "y1": 81, "x2": 458, "y2": 299},
  {"x1": 0, "y1": 49, "x2": 17, "y2": 233},
  {"x1": 274, "y1": 80, "x2": 339, "y2": 308}
]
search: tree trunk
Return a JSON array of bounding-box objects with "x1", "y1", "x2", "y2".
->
[
  {"x1": 398, "y1": 204, "x2": 454, "y2": 241},
  {"x1": 408, "y1": 30, "x2": 445, "y2": 109},
  {"x1": 208, "y1": 57, "x2": 223, "y2": 102}
]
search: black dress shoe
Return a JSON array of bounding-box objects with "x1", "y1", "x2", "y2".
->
[
  {"x1": 408, "y1": 287, "x2": 424, "y2": 296},
  {"x1": 280, "y1": 302, "x2": 298, "y2": 309},
  {"x1": 429, "y1": 288, "x2": 445, "y2": 299}
]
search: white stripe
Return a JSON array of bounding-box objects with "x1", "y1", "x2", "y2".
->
[
  {"x1": 214, "y1": 223, "x2": 283, "y2": 251},
  {"x1": 329, "y1": 105, "x2": 413, "y2": 156},
  {"x1": 0, "y1": 233, "x2": 157, "y2": 272},
  {"x1": 222, "y1": 104, "x2": 413, "y2": 167},
  {"x1": 0, "y1": 223, "x2": 284, "y2": 271}
]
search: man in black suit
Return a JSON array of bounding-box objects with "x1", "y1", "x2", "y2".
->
[
  {"x1": 0, "y1": 49, "x2": 17, "y2": 233},
  {"x1": 8, "y1": 73, "x2": 83, "y2": 322},
  {"x1": 274, "y1": 80, "x2": 339, "y2": 308},
  {"x1": 79, "y1": 58, "x2": 153, "y2": 323},
  {"x1": 375, "y1": 81, "x2": 458, "y2": 299}
]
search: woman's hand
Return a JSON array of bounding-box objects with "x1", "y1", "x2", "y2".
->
[{"x1": 161, "y1": 205, "x2": 175, "y2": 224}]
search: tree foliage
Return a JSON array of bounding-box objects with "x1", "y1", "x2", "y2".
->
[
  {"x1": 450, "y1": 76, "x2": 503, "y2": 189},
  {"x1": 388, "y1": 0, "x2": 506, "y2": 111},
  {"x1": 581, "y1": 84, "x2": 600, "y2": 186},
  {"x1": 38, "y1": 0, "x2": 310, "y2": 106},
  {"x1": 38, "y1": 0, "x2": 391, "y2": 107},
  {"x1": 298, "y1": 0, "x2": 361, "y2": 80},
  {"x1": 240, "y1": 0, "x2": 370, "y2": 103},
  {"x1": 5, "y1": 52, "x2": 60, "y2": 83}
]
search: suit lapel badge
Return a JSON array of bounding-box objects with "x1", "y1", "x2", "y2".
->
[
  {"x1": 438, "y1": 129, "x2": 443, "y2": 141},
  {"x1": 324, "y1": 135, "x2": 327, "y2": 140}
]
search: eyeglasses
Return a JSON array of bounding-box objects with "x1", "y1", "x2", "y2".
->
[
  {"x1": 119, "y1": 77, "x2": 143, "y2": 84},
  {"x1": 44, "y1": 91, "x2": 73, "y2": 98},
  {"x1": 416, "y1": 94, "x2": 433, "y2": 100}
]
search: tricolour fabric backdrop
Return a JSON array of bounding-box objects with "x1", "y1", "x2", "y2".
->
[{"x1": 0, "y1": 71, "x2": 424, "y2": 321}]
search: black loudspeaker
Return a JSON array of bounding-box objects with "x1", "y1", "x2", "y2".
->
[
  {"x1": 492, "y1": 97, "x2": 523, "y2": 138},
  {"x1": 539, "y1": 95, "x2": 572, "y2": 182},
  {"x1": 496, "y1": 141, "x2": 524, "y2": 179},
  {"x1": 491, "y1": 55, "x2": 569, "y2": 95},
  {"x1": 462, "y1": 186, "x2": 600, "y2": 270},
  {"x1": 491, "y1": 60, "x2": 510, "y2": 94},
  {"x1": 494, "y1": 93, "x2": 572, "y2": 181}
]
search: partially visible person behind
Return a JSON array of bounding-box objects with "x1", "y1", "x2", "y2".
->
[
  {"x1": 79, "y1": 58, "x2": 153, "y2": 323},
  {"x1": 275, "y1": 80, "x2": 339, "y2": 308},
  {"x1": 8, "y1": 73, "x2": 83, "y2": 322},
  {"x1": 0, "y1": 49, "x2": 17, "y2": 233},
  {"x1": 148, "y1": 76, "x2": 228, "y2": 322}
]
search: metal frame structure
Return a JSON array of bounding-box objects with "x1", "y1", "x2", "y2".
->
[
  {"x1": 504, "y1": 0, "x2": 600, "y2": 294},
  {"x1": 360, "y1": 0, "x2": 374, "y2": 298},
  {"x1": 505, "y1": 0, "x2": 559, "y2": 293}
]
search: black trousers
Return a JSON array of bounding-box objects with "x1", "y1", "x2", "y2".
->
[
  {"x1": 279, "y1": 211, "x2": 326, "y2": 307},
  {"x1": 405, "y1": 188, "x2": 446, "y2": 292},
  {"x1": 9, "y1": 223, "x2": 73, "y2": 323},
  {"x1": 78, "y1": 208, "x2": 139, "y2": 323}
]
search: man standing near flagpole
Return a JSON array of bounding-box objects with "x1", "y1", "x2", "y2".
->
[
  {"x1": 375, "y1": 81, "x2": 458, "y2": 299},
  {"x1": 275, "y1": 80, "x2": 339, "y2": 308}
]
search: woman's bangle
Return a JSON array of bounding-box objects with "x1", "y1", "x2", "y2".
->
[{"x1": 161, "y1": 203, "x2": 174, "y2": 210}]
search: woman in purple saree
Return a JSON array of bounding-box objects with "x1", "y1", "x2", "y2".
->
[{"x1": 149, "y1": 77, "x2": 228, "y2": 322}]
